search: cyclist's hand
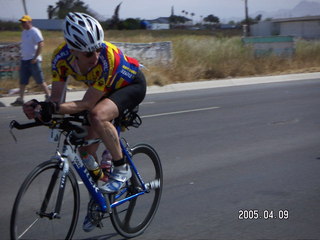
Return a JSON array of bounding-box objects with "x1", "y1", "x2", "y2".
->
[
  {"x1": 23, "y1": 100, "x2": 59, "y2": 123},
  {"x1": 23, "y1": 99, "x2": 40, "y2": 119},
  {"x1": 38, "y1": 102, "x2": 58, "y2": 123}
]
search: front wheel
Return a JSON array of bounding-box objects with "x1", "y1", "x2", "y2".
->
[
  {"x1": 110, "y1": 144, "x2": 163, "y2": 238},
  {"x1": 10, "y1": 159, "x2": 80, "y2": 240}
]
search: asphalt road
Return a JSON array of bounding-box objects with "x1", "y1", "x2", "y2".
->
[{"x1": 0, "y1": 79, "x2": 320, "y2": 239}]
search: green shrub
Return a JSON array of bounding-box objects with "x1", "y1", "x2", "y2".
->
[{"x1": 1, "y1": 30, "x2": 320, "y2": 92}]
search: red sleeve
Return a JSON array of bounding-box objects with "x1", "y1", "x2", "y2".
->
[{"x1": 126, "y1": 56, "x2": 139, "y2": 67}]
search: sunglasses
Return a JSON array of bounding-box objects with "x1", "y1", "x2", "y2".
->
[{"x1": 84, "y1": 48, "x2": 102, "y2": 58}]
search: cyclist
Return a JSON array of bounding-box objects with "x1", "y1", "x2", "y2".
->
[{"x1": 23, "y1": 12, "x2": 147, "y2": 231}]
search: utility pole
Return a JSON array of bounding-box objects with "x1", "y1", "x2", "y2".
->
[{"x1": 244, "y1": 0, "x2": 250, "y2": 36}]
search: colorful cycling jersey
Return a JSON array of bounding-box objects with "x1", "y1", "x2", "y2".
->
[{"x1": 51, "y1": 41, "x2": 139, "y2": 93}]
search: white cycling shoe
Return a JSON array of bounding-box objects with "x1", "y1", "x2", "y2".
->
[{"x1": 99, "y1": 164, "x2": 132, "y2": 193}]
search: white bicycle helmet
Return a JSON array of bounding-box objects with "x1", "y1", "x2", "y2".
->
[{"x1": 63, "y1": 12, "x2": 104, "y2": 52}]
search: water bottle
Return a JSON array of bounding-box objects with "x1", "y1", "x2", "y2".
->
[
  {"x1": 81, "y1": 152, "x2": 105, "y2": 182},
  {"x1": 100, "y1": 149, "x2": 113, "y2": 181}
]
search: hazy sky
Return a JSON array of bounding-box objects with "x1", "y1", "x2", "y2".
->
[{"x1": 0, "y1": 0, "x2": 317, "y2": 22}]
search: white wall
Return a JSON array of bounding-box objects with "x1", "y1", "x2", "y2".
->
[
  {"x1": 150, "y1": 23, "x2": 170, "y2": 30},
  {"x1": 280, "y1": 21, "x2": 320, "y2": 39},
  {"x1": 32, "y1": 19, "x2": 64, "y2": 30}
]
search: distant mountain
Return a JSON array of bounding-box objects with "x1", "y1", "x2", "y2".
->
[
  {"x1": 254, "y1": 0, "x2": 320, "y2": 19},
  {"x1": 221, "y1": 1, "x2": 320, "y2": 23},
  {"x1": 290, "y1": 0, "x2": 320, "y2": 17}
]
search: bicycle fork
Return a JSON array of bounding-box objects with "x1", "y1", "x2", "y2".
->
[{"x1": 37, "y1": 153, "x2": 70, "y2": 219}]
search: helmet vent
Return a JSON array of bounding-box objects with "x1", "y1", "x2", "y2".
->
[
  {"x1": 87, "y1": 31, "x2": 94, "y2": 44},
  {"x1": 71, "y1": 26, "x2": 82, "y2": 35},
  {"x1": 95, "y1": 25, "x2": 100, "y2": 40},
  {"x1": 78, "y1": 20, "x2": 85, "y2": 27},
  {"x1": 66, "y1": 38, "x2": 81, "y2": 50},
  {"x1": 74, "y1": 12, "x2": 82, "y2": 19},
  {"x1": 89, "y1": 21, "x2": 94, "y2": 31},
  {"x1": 74, "y1": 35, "x2": 87, "y2": 48},
  {"x1": 65, "y1": 21, "x2": 71, "y2": 35},
  {"x1": 67, "y1": 13, "x2": 75, "y2": 22}
]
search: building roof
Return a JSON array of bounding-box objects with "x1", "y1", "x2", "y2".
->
[
  {"x1": 146, "y1": 17, "x2": 170, "y2": 24},
  {"x1": 272, "y1": 15, "x2": 320, "y2": 23}
]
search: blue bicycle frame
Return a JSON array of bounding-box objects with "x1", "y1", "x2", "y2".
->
[{"x1": 60, "y1": 124, "x2": 148, "y2": 213}]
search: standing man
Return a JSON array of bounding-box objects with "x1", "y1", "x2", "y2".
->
[{"x1": 11, "y1": 15, "x2": 50, "y2": 106}]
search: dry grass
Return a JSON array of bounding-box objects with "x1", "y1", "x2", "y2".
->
[{"x1": 1, "y1": 30, "x2": 320, "y2": 94}]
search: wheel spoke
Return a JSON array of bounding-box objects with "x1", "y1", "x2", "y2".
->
[
  {"x1": 17, "y1": 217, "x2": 39, "y2": 239},
  {"x1": 123, "y1": 198, "x2": 137, "y2": 228}
]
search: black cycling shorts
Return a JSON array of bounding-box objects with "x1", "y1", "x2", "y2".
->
[{"x1": 107, "y1": 70, "x2": 147, "y2": 115}]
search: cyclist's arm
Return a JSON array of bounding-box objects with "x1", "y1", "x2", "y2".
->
[
  {"x1": 50, "y1": 81, "x2": 67, "y2": 103},
  {"x1": 53, "y1": 85, "x2": 105, "y2": 115}
]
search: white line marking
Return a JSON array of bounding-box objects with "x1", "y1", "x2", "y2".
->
[
  {"x1": 141, "y1": 106, "x2": 220, "y2": 118},
  {"x1": 141, "y1": 101, "x2": 155, "y2": 105}
]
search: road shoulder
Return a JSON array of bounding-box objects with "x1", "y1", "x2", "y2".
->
[{"x1": 1, "y1": 72, "x2": 319, "y2": 107}]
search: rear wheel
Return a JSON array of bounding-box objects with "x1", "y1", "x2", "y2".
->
[
  {"x1": 10, "y1": 160, "x2": 80, "y2": 240},
  {"x1": 110, "y1": 144, "x2": 163, "y2": 238}
]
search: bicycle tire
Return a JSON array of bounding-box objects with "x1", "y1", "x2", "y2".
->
[
  {"x1": 110, "y1": 143, "x2": 163, "y2": 238},
  {"x1": 10, "y1": 159, "x2": 80, "y2": 240}
]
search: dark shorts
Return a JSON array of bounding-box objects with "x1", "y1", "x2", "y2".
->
[
  {"x1": 19, "y1": 60, "x2": 45, "y2": 85},
  {"x1": 108, "y1": 70, "x2": 147, "y2": 115}
]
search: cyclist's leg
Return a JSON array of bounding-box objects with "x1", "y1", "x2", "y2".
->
[
  {"x1": 83, "y1": 71, "x2": 148, "y2": 231},
  {"x1": 89, "y1": 99, "x2": 122, "y2": 161},
  {"x1": 89, "y1": 98, "x2": 132, "y2": 194},
  {"x1": 98, "y1": 71, "x2": 147, "y2": 193},
  {"x1": 90, "y1": 70, "x2": 146, "y2": 162},
  {"x1": 82, "y1": 98, "x2": 123, "y2": 232}
]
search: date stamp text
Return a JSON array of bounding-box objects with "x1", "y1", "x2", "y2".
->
[{"x1": 238, "y1": 209, "x2": 289, "y2": 220}]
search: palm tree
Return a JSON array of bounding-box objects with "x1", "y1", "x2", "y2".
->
[
  {"x1": 51, "y1": 0, "x2": 91, "y2": 19},
  {"x1": 47, "y1": 5, "x2": 59, "y2": 19},
  {"x1": 190, "y1": 13, "x2": 195, "y2": 25}
]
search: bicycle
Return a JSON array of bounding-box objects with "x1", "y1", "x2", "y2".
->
[{"x1": 9, "y1": 108, "x2": 163, "y2": 239}]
